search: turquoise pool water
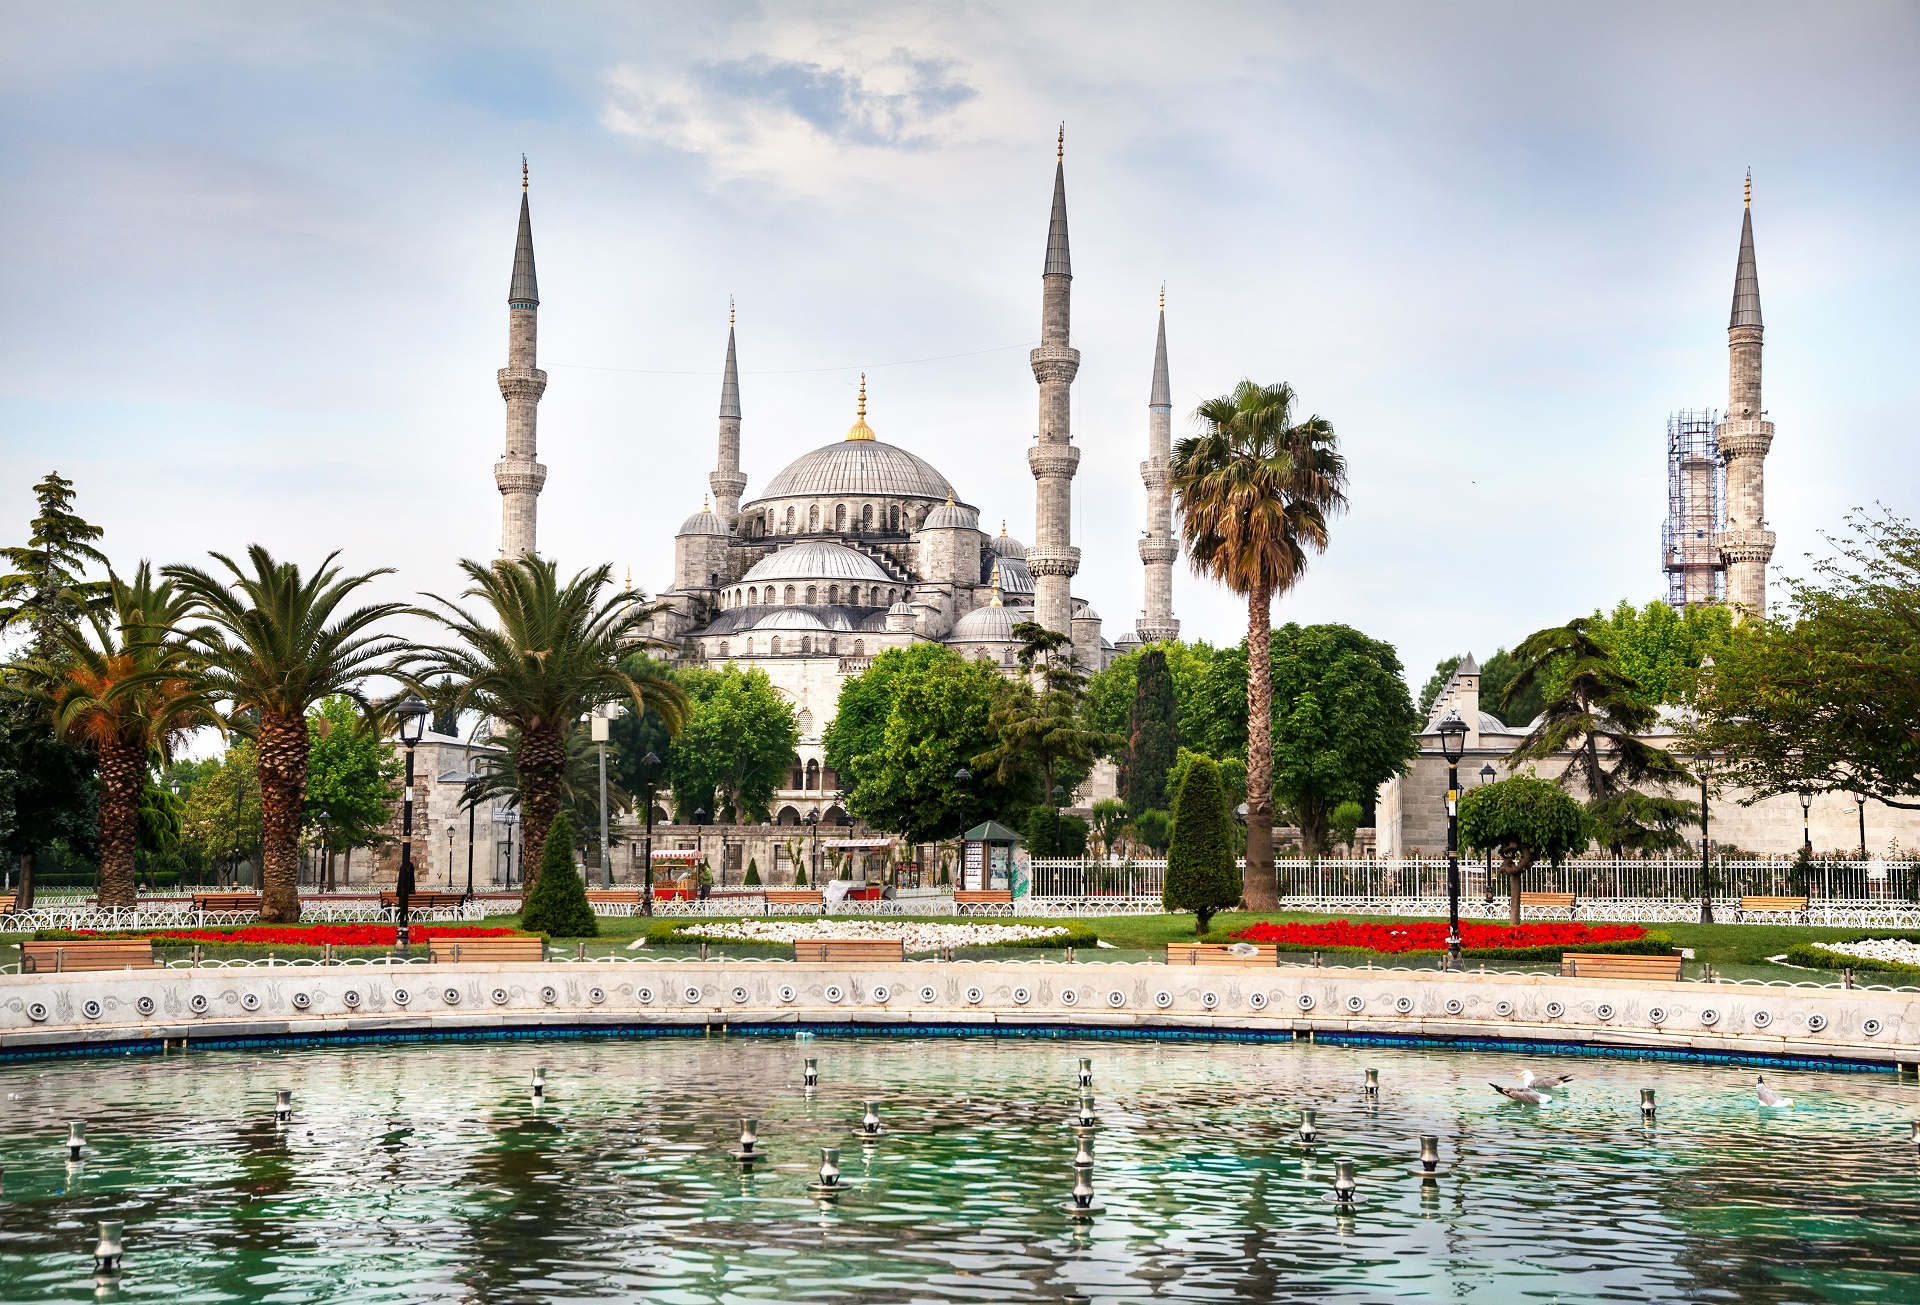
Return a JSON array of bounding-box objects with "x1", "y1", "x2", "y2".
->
[{"x1": 0, "y1": 1033, "x2": 1914, "y2": 1301}]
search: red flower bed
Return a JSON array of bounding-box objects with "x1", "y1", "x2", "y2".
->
[
  {"x1": 68, "y1": 925, "x2": 522, "y2": 947},
  {"x1": 1230, "y1": 919, "x2": 1646, "y2": 954}
]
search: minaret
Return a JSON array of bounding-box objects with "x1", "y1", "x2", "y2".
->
[
  {"x1": 495, "y1": 158, "x2": 548, "y2": 560},
  {"x1": 1136, "y1": 286, "x2": 1180, "y2": 643},
  {"x1": 709, "y1": 299, "x2": 747, "y2": 522},
  {"x1": 1715, "y1": 171, "x2": 1776, "y2": 620},
  {"x1": 1027, "y1": 125, "x2": 1082, "y2": 636}
]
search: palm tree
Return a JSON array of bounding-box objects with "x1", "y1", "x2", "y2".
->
[
  {"x1": 164, "y1": 547, "x2": 408, "y2": 922},
  {"x1": 1172, "y1": 380, "x2": 1346, "y2": 910},
  {"x1": 410, "y1": 557, "x2": 688, "y2": 902},
  {"x1": 16, "y1": 564, "x2": 218, "y2": 908}
]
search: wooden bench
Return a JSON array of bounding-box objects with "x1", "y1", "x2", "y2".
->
[
  {"x1": 954, "y1": 888, "x2": 1013, "y2": 914},
  {"x1": 192, "y1": 892, "x2": 263, "y2": 914},
  {"x1": 585, "y1": 889, "x2": 643, "y2": 905},
  {"x1": 1167, "y1": 942, "x2": 1279, "y2": 967},
  {"x1": 1559, "y1": 952, "x2": 1684, "y2": 981},
  {"x1": 380, "y1": 891, "x2": 468, "y2": 912},
  {"x1": 427, "y1": 935, "x2": 547, "y2": 963},
  {"x1": 793, "y1": 938, "x2": 906, "y2": 963},
  {"x1": 22, "y1": 939, "x2": 158, "y2": 973},
  {"x1": 0, "y1": 894, "x2": 14, "y2": 915},
  {"x1": 1736, "y1": 895, "x2": 1810, "y2": 923},
  {"x1": 763, "y1": 889, "x2": 824, "y2": 906},
  {"x1": 1519, "y1": 892, "x2": 1578, "y2": 918}
]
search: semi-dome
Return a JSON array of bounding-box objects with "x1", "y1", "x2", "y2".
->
[
  {"x1": 995, "y1": 557, "x2": 1035, "y2": 596},
  {"x1": 755, "y1": 441, "x2": 956, "y2": 503},
  {"x1": 677, "y1": 502, "x2": 728, "y2": 536},
  {"x1": 740, "y1": 540, "x2": 895, "y2": 585},
  {"x1": 752, "y1": 608, "x2": 833, "y2": 633},
  {"x1": 950, "y1": 601, "x2": 1018, "y2": 644}
]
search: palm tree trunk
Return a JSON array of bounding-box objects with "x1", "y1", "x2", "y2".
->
[
  {"x1": 1242, "y1": 582, "x2": 1277, "y2": 911},
  {"x1": 517, "y1": 722, "x2": 566, "y2": 905},
  {"x1": 94, "y1": 740, "x2": 143, "y2": 910},
  {"x1": 255, "y1": 711, "x2": 308, "y2": 923}
]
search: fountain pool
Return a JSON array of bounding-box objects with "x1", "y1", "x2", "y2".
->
[{"x1": 0, "y1": 1033, "x2": 1915, "y2": 1302}]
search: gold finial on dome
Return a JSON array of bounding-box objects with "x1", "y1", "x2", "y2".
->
[
  {"x1": 1159, "y1": 282, "x2": 1165, "y2": 312},
  {"x1": 729, "y1": 296, "x2": 735, "y2": 327},
  {"x1": 624, "y1": 567, "x2": 631, "y2": 592},
  {"x1": 1744, "y1": 168, "x2": 1751, "y2": 208},
  {"x1": 945, "y1": 489, "x2": 954, "y2": 505},
  {"x1": 522, "y1": 154, "x2": 528, "y2": 192},
  {"x1": 846, "y1": 373, "x2": 875, "y2": 441},
  {"x1": 703, "y1": 495, "x2": 710, "y2": 511},
  {"x1": 989, "y1": 559, "x2": 1003, "y2": 606},
  {"x1": 1057, "y1": 123, "x2": 1064, "y2": 161},
  {"x1": 999, "y1": 519, "x2": 1008, "y2": 538}
]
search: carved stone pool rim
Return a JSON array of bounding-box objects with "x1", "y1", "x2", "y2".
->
[{"x1": 3, "y1": 961, "x2": 1915, "y2": 1073}]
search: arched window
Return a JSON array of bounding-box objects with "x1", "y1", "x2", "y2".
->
[
  {"x1": 835, "y1": 504, "x2": 847, "y2": 531},
  {"x1": 805, "y1": 584, "x2": 817, "y2": 604},
  {"x1": 784, "y1": 506, "x2": 796, "y2": 533},
  {"x1": 719, "y1": 641, "x2": 730, "y2": 659},
  {"x1": 887, "y1": 587, "x2": 897, "y2": 605},
  {"x1": 771, "y1": 636, "x2": 782, "y2": 655},
  {"x1": 828, "y1": 584, "x2": 839, "y2": 604},
  {"x1": 736, "y1": 589, "x2": 743, "y2": 606},
  {"x1": 788, "y1": 764, "x2": 804, "y2": 790},
  {"x1": 828, "y1": 637, "x2": 838, "y2": 654},
  {"x1": 853, "y1": 639, "x2": 865, "y2": 655},
  {"x1": 800, "y1": 636, "x2": 812, "y2": 655},
  {"x1": 888, "y1": 504, "x2": 900, "y2": 532},
  {"x1": 808, "y1": 505, "x2": 820, "y2": 531},
  {"x1": 744, "y1": 637, "x2": 754, "y2": 655},
  {"x1": 861, "y1": 504, "x2": 874, "y2": 531},
  {"x1": 1003, "y1": 650, "x2": 1015, "y2": 666},
  {"x1": 748, "y1": 586, "x2": 757, "y2": 605},
  {"x1": 806, "y1": 759, "x2": 820, "y2": 790},
  {"x1": 783, "y1": 585, "x2": 796, "y2": 604}
]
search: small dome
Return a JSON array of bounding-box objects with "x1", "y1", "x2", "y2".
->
[
  {"x1": 1074, "y1": 603, "x2": 1101, "y2": 622},
  {"x1": 677, "y1": 501, "x2": 728, "y2": 536},
  {"x1": 950, "y1": 602, "x2": 1018, "y2": 644},
  {"x1": 887, "y1": 601, "x2": 914, "y2": 615},
  {"x1": 753, "y1": 608, "x2": 833, "y2": 633},
  {"x1": 740, "y1": 540, "x2": 895, "y2": 585},
  {"x1": 1112, "y1": 630, "x2": 1142, "y2": 648},
  {"x1": 923, "y1": 497, "x2": 979, "y2": 530},
  {"x1": 988, "y1": 521, "x2": 1027, "y2": 559}
]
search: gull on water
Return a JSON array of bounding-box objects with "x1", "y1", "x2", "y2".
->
[
  {"x1": 1755, "y1": 1076, "x2": 1794, "y2": 1108},
  {"x1": 1490, "y1": 1082, "x2": 1554, "y2": 1105},
  {"x1": 1519, "y1": 1069, "x2": 1575, "y2": 1091}
]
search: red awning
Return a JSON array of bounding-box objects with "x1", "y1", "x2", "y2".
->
[
  {"x1": 824, "y1": 838, "x2": 894, "y2": 849},
  {"x1": 650, "y1": 850, "x2": 703, "y2": 862}
]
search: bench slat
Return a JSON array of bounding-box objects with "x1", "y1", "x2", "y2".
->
[
  {"x1": 1167, "y1": 942, "x2": 1279, "y2": 967},
  {"x1": 794, "y1": 938, "x2": 906, "y2": 963},
  {"x1": 22, "y1": 939, "x2": 159, "y2": 973},
  {"x1": 1559, "y1": 952, "x2": 1683, "y2": 980},
  {"x1": 426, "y1": 936, "x2": 546, "y2": 963}
]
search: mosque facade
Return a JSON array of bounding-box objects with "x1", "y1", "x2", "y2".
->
[{"x1": 488, "y1": 140, "x2": 1179, "y2": 822}]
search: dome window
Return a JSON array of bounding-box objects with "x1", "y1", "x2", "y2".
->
[
  {"x1": 719, "y1": 641, "x2": 729, "y2": 659},
  {"x1": 783, "y1": 585, "x2": 796, "y2": 604},
  {"x1": 800, "y1": 636, "x2": 812, "y2": 655},
  {"x1": 805, "y1": 585, "x2": 818, "y2": 605},
  {"x1": 888, "y1": 504, "x2": 900, "y2": 532},
  {"x1": 784, "y1": 507, "x2": 796, "y2": 533},
  {"x1": 771, "y1": 636, "x2": 782, "y2": 655},
  {"x1": 835, "y1": 504, "x2": 847, "y2": 531},
  {"x1": 861, "y1": 504, "x2": 874, "y2": 531},
  {"x1": 853, "y1": 638, "x2": 865, "y2": 656},
  {"x1": 828, "y1": 584, "x2": 840, "y2": 604},
  {"x1": 808, "y1": 505, "x2": 820, "y2": 532}
]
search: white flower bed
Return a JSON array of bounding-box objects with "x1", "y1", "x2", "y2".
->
[
  {"x1": 1814, "y1": 938, "x2": 1920, "y2": 968},
  {"x1": 665, "y1": 919, "x2": 1071, "y2": 952}
]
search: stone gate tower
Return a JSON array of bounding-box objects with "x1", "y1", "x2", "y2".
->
[
  {"x1": 1136, "y1": 289, "x2": 1180, "y2": 642},
  {"x1": 1716, "y1": 173, "x2": 1775, "y2": 620},
  {"x1": 495, "y1": 159, "x2": 548, "y2": 560},
  {"x1": 1027, "y1": 128, "x2": 1081, "y2": 635}
]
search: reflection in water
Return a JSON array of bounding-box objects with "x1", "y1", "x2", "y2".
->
[{"x1": 0, "y1": 1035, "x2": 1915, "y2": 1301}]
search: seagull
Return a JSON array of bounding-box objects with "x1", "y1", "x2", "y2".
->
[
  {"x1": 1491, "y1": 1082, "x2": 1553, "y2": 1105},
  {"x1": 1755, "y1": 1075, "x2": 1793, "y2": 1108},
  {"x1": 1519, "y1": 1069, "x2": 1574, "y2": 1091}
]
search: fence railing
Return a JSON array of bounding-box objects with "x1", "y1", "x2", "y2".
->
[{"x1": 1027, "y1": 857, "x2": 1918, "y2": 904}]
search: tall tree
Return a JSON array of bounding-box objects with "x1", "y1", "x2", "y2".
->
[
  {"x1": 1458, "y1": 776, "x2": 1590, "y2": 924},
  {"x1": 0, "y1": 685, "x2": 98, "y2": 908},
  {"x1": 304, "y1": 694, "x2": 402, "y2": 887},
  {"x1": 0, "y1": 471, "x2": 110, "y2": 657},
  {"x1": 1501, "y1": 617, "x2": 1695, "y2": 842},
  {"x1": 1124, "y1": 648, "x2": 1179, "y2": 815},
  {"x1": 165, "y1": 547, "x2": 408, "y2": 921},
  {"x1": 1083, "y1": 639, "x2": 1218, "y2": 749},
  {"x1": 1162, "y1": 754, "x2": 1240, "y2": 933},
  {"x1": 1172, "y1": 380, "x2": 1346, "y2": 909},
  {"x1": 1686, "y1": 509, "x2": 1920, "y2": 810},
  {"x1": 14, "y1": 564, "x2": 217, "y2": 907},
  {"x1": 972, "y1": 621, "x2": 1118, "y2": 825},
  {"x1": 412, "y1": 556, "x2": 688, "y2": 901},
  {"x1": 666, "y1": 666, "x2": 797, "y2": 823},
  {"x1": 181, "y1": 741, "x2": 263, "y2": 882}
]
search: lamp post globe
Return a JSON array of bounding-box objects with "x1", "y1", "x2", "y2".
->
[
  {"x1": 1436, "y1": 711, "x2": 1468, "y2": 969},
  {"x1": 393, "y1": 693, "x2": 431, "y2": 956}
]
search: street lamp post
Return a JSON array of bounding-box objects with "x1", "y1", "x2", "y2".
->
[
  {"x1": 446, "y1": 824, "x2": 455, "y2": 891},
  {"x1": 693, "y1": 808, "x2": 710, "y2": 898},
  {"x1": 1854, "y1": 789, "x2": 1868, "y2": 859},
  {"x1": 393, "y1": 694, "x2": 430, "y2": 958},
  {"x1": 1699, "y1": 766, "x2": 1714, "y2": 924},
  {"x1": 1479, "y1": 764, "x2": 1497, "y2": 905},
  {"x1": 637, "y1": 751, "x2": 662, "y2": 917},
  {"x1": 494, "y1": 809, "x2": 520, "y2": 889},
  {"x1": 953, "y1": 767, "x2": 971, "y2": 890},
  {"x1": 464, "y1": 790, "x2": 477, "y2": 905},
  {"x1": 1799, "y1": 791, "x2": 1813, "y2": 854},
  {"x1": 1437, "y1": 711, "x2": 1468, "y2": 971}
]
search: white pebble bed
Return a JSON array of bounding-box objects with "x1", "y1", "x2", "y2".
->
[
  {"x1": 665, "y1": 919, "x2": 1072, "y2": 952},
  {"x1": 1814, "y1": 938, "x2": 1920, "y2": 967}
]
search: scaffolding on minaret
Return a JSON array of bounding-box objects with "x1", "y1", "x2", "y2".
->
[{"x1": 1661, "y1": 408, "x2": 1725, "y2": 608}]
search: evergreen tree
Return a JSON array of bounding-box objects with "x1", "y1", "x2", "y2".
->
[
  {"x1": 520, "y1": 811, "x2": 598, "y2": 938},
  {"x1": 0, "y1": 471, "x2": 110, "y2": 657},
  {"x1": 743, "y1": 858, "x2": 761, "y2": 887},
  {"x1": 1124, "y1": 648, "x2": 1179, "y2": 815},
  {"x1": 1161, "y1": 755, "x2": 1240, "y2": 933}
]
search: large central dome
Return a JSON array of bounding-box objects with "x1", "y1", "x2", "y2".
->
[{"x1": 754, "y1": 438, "x2": 956, "y2": 503}]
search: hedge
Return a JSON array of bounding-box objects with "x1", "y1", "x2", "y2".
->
[
  {"x1": 1784, "y1": 933, "x2": 1920, "y2": 975},
  {"x1": 1198, "y1": 928, "x2": 1676, "y2": 964}
]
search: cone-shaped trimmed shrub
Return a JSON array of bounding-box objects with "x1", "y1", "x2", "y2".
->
[
  {"x1": 1162, "y1": 755, "x2": 1240, "y2": 934},
  {"x1": 521, "y1": 812, "x2": 598, "y2": 938},
  {"x1": 744, "y1": 859, "x2": 761, "y2": 886}
]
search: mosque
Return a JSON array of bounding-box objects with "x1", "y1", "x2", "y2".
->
[{"x1": 486, "y1": 139, "x2": 1180, "y2": 821}]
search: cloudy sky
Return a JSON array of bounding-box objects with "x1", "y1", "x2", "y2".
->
[{"x1": 3, "y1": 1, "x2": 1915, "y2": 694}]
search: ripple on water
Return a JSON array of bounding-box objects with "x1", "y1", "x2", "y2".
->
[{"x1": 0, "y1": 1036, "x2": 1916, "y2": 1301}]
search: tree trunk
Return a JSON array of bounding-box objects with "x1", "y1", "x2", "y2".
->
[
  {"x1": 254, "y1": 710, "x2": 309, "y2": 923},
  {"x1": 516, "y1": 721, "x2": 566, "y2": 907},
  {"x1": 1505, "y1": 851, "x2": 1535, "y2": 926},
  {"x1": 18, "y1": 849, "x2": 35, "y2": 911},
  {"x1": 1242, "y1": 583, "x2": 1277, "y2": 910},
  {"x1": 94, "y1": 739, "x2": 143, "y2": 910}
]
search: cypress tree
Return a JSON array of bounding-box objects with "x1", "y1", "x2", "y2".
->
[
  {"x1": 1162, "y1": 755, "x2": 1240, "y2": 934},
  {"x1": 743, "y1": 858, "x2": 761, "y2": 886},
  {"x1": 520, "y1": 811, "x2": 598, "y2": 938},
  {"x1": 1125, "y1": 649, "x2": 1179, "y2": 816}
]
